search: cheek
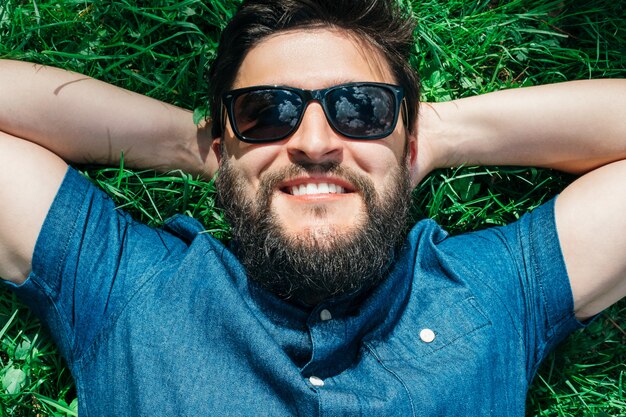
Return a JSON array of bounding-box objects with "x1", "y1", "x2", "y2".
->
[
  {"x1": 348, "y1": 137, "x2": 406, "y2": 183},
  {"x1": 223, "y1": 140, "x2": 285, "y2": 187}
]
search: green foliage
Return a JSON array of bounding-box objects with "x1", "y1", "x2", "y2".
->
[
  {"x1": 0, "y1": 0, "x2": 624, "y2": 415},
  {"x1": 0, "y1": 293, "x2": 75, "y2": 416}
]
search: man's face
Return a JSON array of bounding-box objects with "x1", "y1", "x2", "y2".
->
[{"x1": 214, "y1": 28, "x2": 417, "y2": 303}]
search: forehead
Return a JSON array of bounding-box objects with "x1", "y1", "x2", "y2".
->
[{"x1": 233, "y1": 28, "x2": 396, "y2": 90}]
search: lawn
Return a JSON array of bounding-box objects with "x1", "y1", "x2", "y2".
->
[{"x1": 0, "y1": 0, "x2": 625, "y2": 415}]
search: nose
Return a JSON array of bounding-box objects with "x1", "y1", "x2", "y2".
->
[{"x1": 286, "y1": 102, "x2": 343, "y2": 165}]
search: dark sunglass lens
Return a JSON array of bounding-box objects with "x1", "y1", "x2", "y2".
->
[
  {"x1": 232, "y1": 89, "x2": 303, "y2": 141},
  {"x1": 327, "y1": 85, "x2": 395, "y2": 138}
]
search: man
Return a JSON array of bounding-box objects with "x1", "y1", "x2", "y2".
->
[{"x1": 0, "y1": 0, "x2": 625, "y2": 415}]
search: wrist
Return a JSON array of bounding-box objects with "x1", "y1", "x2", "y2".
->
[
  {"x1": 177, "y1": 118, "x2": 217, "y2": 179},
  {"x1": 417, "y1": 102, "x2": 458, "y2": 171}
]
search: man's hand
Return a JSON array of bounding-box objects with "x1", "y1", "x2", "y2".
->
[{"x1": 412, "y1": 102, "x2": 449, "y2": 186}]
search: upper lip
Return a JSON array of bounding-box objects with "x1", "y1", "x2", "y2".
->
[{"x1": 278, "y1": 175, "x2": 356, "y2": 193}]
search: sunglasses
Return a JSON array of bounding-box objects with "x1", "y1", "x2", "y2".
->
[{"x1": 221, "y1": 82, "x2": 406, "y2": 143}]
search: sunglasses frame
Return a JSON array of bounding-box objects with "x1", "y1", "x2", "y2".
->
[{"x1": 221, "y1": 82, "x2": 406, "y2": 143}]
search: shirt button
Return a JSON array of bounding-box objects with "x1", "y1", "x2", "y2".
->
[
  {"x1": 419, "y1": 328, "x2": 436, "y2": 343},
  {"x1": 309, "y1": 376, "x2": 325, "y2": 387},
  {"x1": 320, "y1": 309, "x2": 332, "y2": 321}
]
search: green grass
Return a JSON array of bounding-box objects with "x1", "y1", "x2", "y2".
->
[{"x1": 0, "y1": 0, "x2": 625, "y2": 415}]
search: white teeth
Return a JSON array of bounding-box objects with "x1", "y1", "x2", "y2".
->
[{"x1": 288, "y1": 182, "x2": 346, "y2": 196}]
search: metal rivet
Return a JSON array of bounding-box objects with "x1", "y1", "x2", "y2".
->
[{"x1": 419, "y1": 328, "x2": 436, "y2": 343}]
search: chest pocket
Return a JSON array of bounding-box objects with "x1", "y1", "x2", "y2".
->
[
  {"x1": 362, "y1": 297, "x2": 515, "y2": 416},
  {"x1": 370, "y1": 296, "x2": 491, "y2": 361}
]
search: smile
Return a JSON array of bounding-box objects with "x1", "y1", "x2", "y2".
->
[
  {"x1": 279, "y1": 176, "x2": 356, "y2": 197},
  {"x1": 289, "y1": 183, "x2": 347, "y2": 196}
]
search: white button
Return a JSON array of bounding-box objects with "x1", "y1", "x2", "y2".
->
[
  {"x1": 419, "y1": 328, "x2": 436, "y2": 343},
  {"x1": 309, "y1": 376, "x2": 325, "y2": 387},
  {"x1": 320, "y1": 309, "x2": 332, "y2": 321}
]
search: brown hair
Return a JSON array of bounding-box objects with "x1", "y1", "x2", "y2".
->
[{"x1": 208, "y1": 0, "x2": 420, "y2": 139}]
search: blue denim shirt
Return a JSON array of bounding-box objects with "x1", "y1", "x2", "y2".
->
[{"x1": 11, "y1": 168, "x2": 582, "y2": 416}]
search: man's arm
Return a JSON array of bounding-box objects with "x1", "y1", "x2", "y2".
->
[
  {"x1": 0, "y1": 59, "x2": 216, "y2": 177},
  {"x1": 418, "y1": 80, "x2": 626, "y2": 319},
  {"x1": 416, "y1": 80, "x2": 626, "y2": 182},
  {"x1": 0, "y1": 60, "x2": 216, "y2": 284},
  {"x1": 556, "y1": 160, "x2": 626, "y2": 319},
  {"x1": 0, "y1": 131, "x2": 67, "y2": 284}
]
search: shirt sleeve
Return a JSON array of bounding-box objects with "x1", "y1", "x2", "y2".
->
[
  {"x1": 508, "y1": 198, "x2": 584, "y2": 364},
  {"x1": 440, "y1": 198, "x2": 584, "y2": 379},
  {"x1": 7, "y1": 167, "x2": 189, "y2": 365}
]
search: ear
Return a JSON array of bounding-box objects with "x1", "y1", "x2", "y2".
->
[
  {"x1": 212, "y1": 137, "x2": 223, "y2": 165},
  {"x1": 407, "y1": 133, "x2": 420, "y2": 188}
]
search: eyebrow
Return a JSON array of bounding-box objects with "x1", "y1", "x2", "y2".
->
[
  {"x1": 323, "y1": 78, "x2": 362, "y2": 87},
  {"x1": 246, "y1": 78, "x2": 368, "y2": 89}
]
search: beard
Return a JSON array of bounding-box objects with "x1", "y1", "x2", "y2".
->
[{"x1": 215, "y1": 151, "x2": 412, "y2": 305}]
